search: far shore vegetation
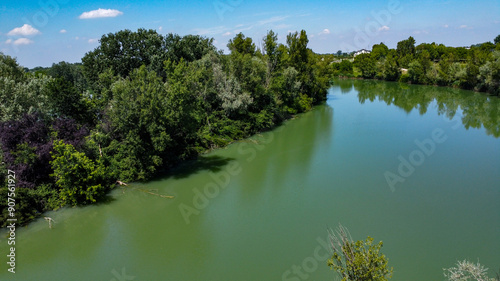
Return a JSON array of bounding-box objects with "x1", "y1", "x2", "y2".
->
[{"x1": 327, "y1": 35, "x2": 500, "y2": 96}]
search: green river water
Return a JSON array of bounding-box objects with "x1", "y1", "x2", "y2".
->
[{"x1": 1, "y1": 79, "x2": 499, "y2": 281}]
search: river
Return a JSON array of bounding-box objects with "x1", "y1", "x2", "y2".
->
[{"x1": 1, "y1": 79, "x2": 499, "y2": 281}]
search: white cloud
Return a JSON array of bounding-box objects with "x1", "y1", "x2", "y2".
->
[
  {"x1": 443, "y1": 24, "x2": 449, "y2": 28},
  {"x1": 8, "y1": 38, "x2": 35, "y2": 45},
  {"x1": 222, "y1": 32, "x2": 232, "y2": 36},
  {"x1": 88, "y1": 38, "x2": 98, "y2": 44},
  {"x1": 258, "y1": 16, "x2": 289, "y2": 25},
  {"x1": 7, "y1": 24, "x2": 41, "y2": 36},
  {"x1": 60, "y1": 29, "x2": 67, "y2": 33},
  {"x1": 158, "y1": 26, "x2": 163, "y2": 32},
  {"x1": 459, "y1": 25, "x2": 467, "y2": 29},
  {"x1": 79, "y1": 8, "x2": 123, "y2": 19},
  {"x1": 233, "y1": 24, "x2": 254, "y2": 33},
  {"x1": 319, "y1": 29, "x2": 330, "y2": 35},
  {"x1": 413, "y1": 30, "x2": 429, "y2": 35},
  {"x1": 379, "y1": 25, "x2": 390, "y2": 31},
  {"x1": 274, "y1": 24, "x2": 291, "y2": 30}
]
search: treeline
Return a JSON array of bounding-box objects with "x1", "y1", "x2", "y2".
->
[
  {"x1": 333, "y1": 79, "x2": 500, "y2": 138},
  {"x1": 0, "y1": 29, "x2": 329, "y2": 226},
  {"x1": 329, "y1": 35, "x2": 500, "y2": 95}
]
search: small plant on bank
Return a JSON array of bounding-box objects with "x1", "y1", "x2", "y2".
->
[
  {"x1": 444, "y1": 259, "x2": 498, "y2": 281},
  {"x1": 327, "y1": 224, "x2": 393, "y2": 281}
]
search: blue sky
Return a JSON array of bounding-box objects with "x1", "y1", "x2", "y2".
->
[{"x1": 1, "y1": 0, "x2": 499, "y2": 68}]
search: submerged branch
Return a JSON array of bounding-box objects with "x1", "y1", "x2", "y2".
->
[{"x1": 136, "y1": 188, "x2": 174, "y2": 199}]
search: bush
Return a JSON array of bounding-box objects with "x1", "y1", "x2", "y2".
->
[
  {"x1": 50, "y1": 140, "x2": 110, "y2": 205},
  {"x1": 327, "y1": 225, "x2": 393, "y2": 281},
  {"x1": 444, "y1": 259, "x2": 498, "y2": 281}
]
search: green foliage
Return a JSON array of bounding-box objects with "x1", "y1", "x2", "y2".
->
[
  {"x1": 397, "y1": 36, "x2": 416, "y2": 58},
  {"x1": 263, "y1": 30, "x2": 280, "y2": 73},
  {"x1": 0, "y1": 53, "x2": 53, "y2": 122},
  {"x1": 228, "y1": 32, "x2": 256, "y2": 56},
  {"x1": 380, "y1": 55, "x2": 400, "y2": 81},
  {"x1": 286, "y1": 30, "x2": 309, "y2": 73},
  {"x1": 82, "y1": 29, "x2": 165, "y2": 83},
  {"x1": 408, "y1": 60, "x2": 425, "y2": 84},
  {"x1": 478, "y1": 51, "x2": 500, "y2": 95},
  {"x1": 355, "y1": 53, "x2": 377, "y2": 79},
  {"x1": 12, "y1": 143, "x2": 37, "y2": 165},
  {"x1": 50, "y1": 140, "x2": 109, "y2": 205},
  {"x1": 495, "y1": 35, "x2": 500, "y2": 45},
  {"x1": 2, "y1": 28, "x2": 329, "y2": 226},
  {"x1": 46, "y1": 78, "x2": 91, "y2": 123},
  {"x1": 327, "y1": 225, "x2": 393, "y2": 281},
  {"x1": 0, "y1": 53, "x2": 25, "y2": 82},
  {"x1": 82, "y1": 29, "x2": 215, "y2": 85},
  {"x1": 371, "y1": 43, "x2": 389, "y2": 60},
  {"x1": 344, "y1": 36, "x2": 500, "y2": 95},
  {"x1": 48, "y1": 61, "x2": 87, "y2": 92},
  {"x1": 339, "y1": 60, "x2": 354, "y2": 75}
]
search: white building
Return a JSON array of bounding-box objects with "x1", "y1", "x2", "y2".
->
[{"x1": 353, "y1": 49, "x2": 371, "y2": 57}]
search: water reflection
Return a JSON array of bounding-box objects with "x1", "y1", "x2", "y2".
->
[
  {"x1": 331, "y1": 79, "x2": 500, "y2": 138},
  {"x1": 236, "y1": 103, "x2": 334, "y2": 199}
]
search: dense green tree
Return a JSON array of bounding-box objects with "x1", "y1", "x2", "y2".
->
[
  {"x1": 426, "y1": 63, "x2": 442, "y2": 85},
  {"x1": 82, "y1": 29, "x2": 214, "y2": 85},
  {"x1": 45, "y1": 78, "x2": 91, "y2": 124},
  {"x1": 339, "y1": 60, "x2": 354, "y2": 75},
  {"x1": 355, "y1": 53, "x2": 377, "y2": 78},
  {"x1": 263, "y1": 30, "x2": 283, "y2": 84},
  {"x1": 50, "y1": 140, "x2": 109, "y2": 205},
  {"x1": 48, "y1": 61, "x2": 87, "y2": 92},
  {"x1": 0, "y1": 53, "x2": 54, "y2": 122},
  {"x1": 228, "y1": 32, "x2": 256, "y2": 56},
  {"x1": 495, "y1": 35, "x2": 500, "y2": 45},
  {"x1": 0, "y1": 53, "x2": 25, "y2": 83},
  {"x1": 163, "y1": 33, "x2": 216, "y2": 63},
  {"x1": 478, "y1": 51, "x2": 500, "y2": 95},
  {"x1": 0, "y1": 73, "x2": 52, "y2": 122},
  {"x1": 104, "y1": 66, "x2": 173, "y2": 180},
  {"x1": 286, "y1": 30, "x2": 309, "y2": 73},
  {"x1": 396, "y1": 36, "x2": 416, "y2": 68},
  {"x1": 408, "y1": 60, "x2": 425, "y2": 84},
  {"x1": 371, "y1": 43, "x2": 389, "y2": 60},
  {"x1": 380, "y1": 55, "x2": 400, "y2": 81},
  {"x1": 397, "y1": 36, "x2": 416, "y2": 57},
  {"x1": 82, "y1": 29, "x2": 163, "y2": 84}
]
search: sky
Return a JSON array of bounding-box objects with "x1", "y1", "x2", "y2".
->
[{"x1": 0, "y1": 0, "x2": 499, "y2": 68}]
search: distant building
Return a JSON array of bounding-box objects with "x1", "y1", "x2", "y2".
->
[{"x1": 353, "y1": 49, "x2": 371, "y2": 57}]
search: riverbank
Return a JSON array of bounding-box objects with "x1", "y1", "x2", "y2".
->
[
  {"x1": 2, "y1": 81, "x2": 498, "y2": 281},
  {"x1": 0, "y1": 29, "x2": 330, "y2": 227},
  {"x1": 326, "y1": 36, "x2": 500, "y2": 96}
]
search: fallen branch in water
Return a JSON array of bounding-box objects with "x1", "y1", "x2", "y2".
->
[
  {"x1": 136, "y1": 188, "x2": 174, "y2": 199},
  {"x1": 44, "y1": 217, "x2": 55, "y2": 229},
  {"x1": 116, "y1": 180, "x2": 128, "y2": 186}
]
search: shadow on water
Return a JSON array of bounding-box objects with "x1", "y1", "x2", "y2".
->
[
  {"x1": 151, "y1": 155, "x2": 236, "y2": 181},
  {"x1": 331, "y1": 79, "x2": 500, "y2": 138}
]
